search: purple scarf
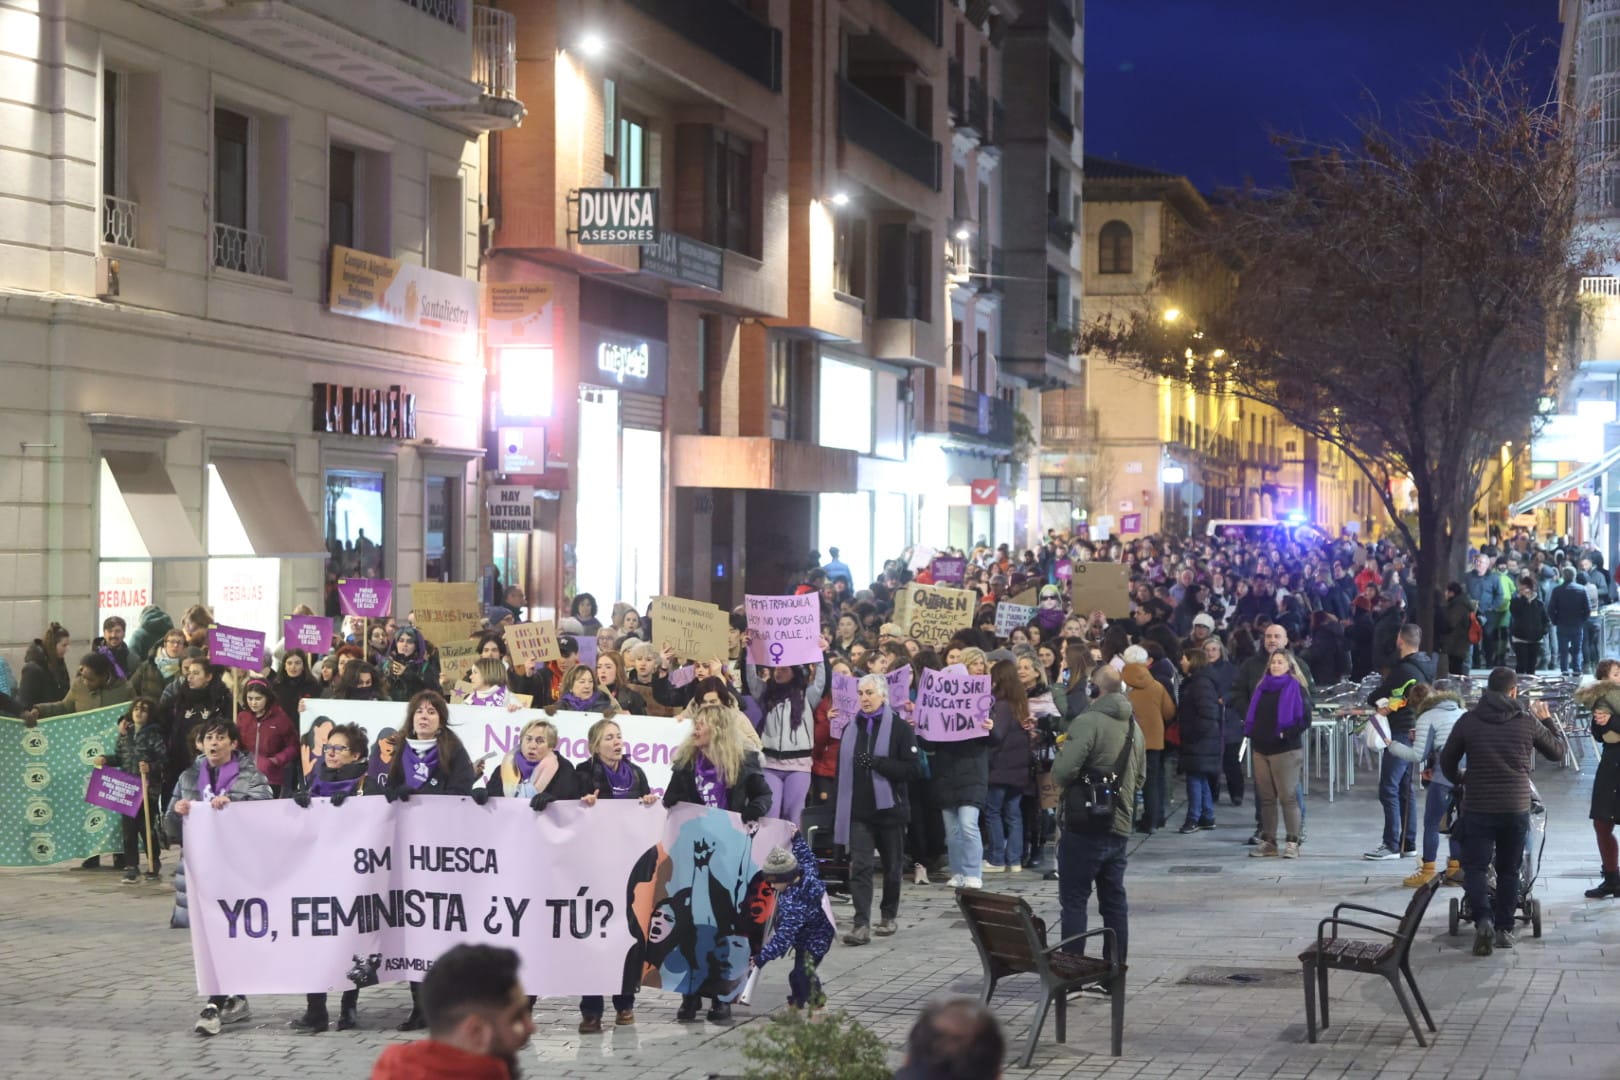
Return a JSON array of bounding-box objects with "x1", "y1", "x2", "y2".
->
[
  {"x1": 835, "y1": 707, "x2": 896, "y2": 846},
  {"x1": 512, "y1": 752, "x2": 538, "y2": 782},
  {"x1": 601, "y1": 756, "x2": 637, "y2": 799},
  {"x1": 562, "y1": 691, "x2": 609, "y2": 712},
  {"x1": 693, "y1": 752, "x2": 728, "y2": 810},
  {"x1": 307, "y1": 760, "x2": 366, "y2": 797},
  {"x1": 402, "y1": 741, "x2": 439, "y2": 790},
  {"x1": 203, "y1": 757, "x2": 240, "y2": 799},
  {"x1": 1243, "y1": 672, "x2": 1308, "y2": 739}
]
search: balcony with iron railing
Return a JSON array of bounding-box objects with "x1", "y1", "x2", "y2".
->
[
  {"x1": 948, "y1": 384, "x2": 1015, "y2": 446},
  {"x1": 947, "y1": 56, "x2": 964, "y2": 119},
  {"x1": 1046, "y1": 213, "x2": 1075, "y2": 250},
  {"x1": 103, "y1": 195, "x2": 138, "y2": 248},
  {"x1": 625, "y1": 0, "x2": 783, "y2": 92},
  {"x1": 472, "y1": 5, "x2": 516, "y2": 100},
  {"x1": 965, "y1": 77, "x2": 988, "y2": 136},
  {"x1": 213, "y1": 222, "x2": 268, "y2": 277},
  {"x1": 884, "y1": 0, "x2": 942, "y2": 44},
  {"x1": 838, "y1": 76, "x2": 942, "y2": 192},
  {"x1": 398, "y1": 0, "x2": 463, "y2": 28}
]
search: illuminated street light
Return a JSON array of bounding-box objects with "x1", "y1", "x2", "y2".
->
[
  {"x1": 579, "y1": 33, "x2": 606, "y2": 57},
  {"x1": 830, "y1": 191, "x2": 850, "y2": 207},
  {"x1": 1162, "y1": 307, "x2": 1182, "y2": 323},
  {"x1": 1162, "y1": 460, "x2": 1186, "y2": 485},
  {"x1": 1212, "y1": 348, "x2": 1226, "y2": 358},
  {"x1": 954, "y1": 227, "x2": 971, "y2": 241}
]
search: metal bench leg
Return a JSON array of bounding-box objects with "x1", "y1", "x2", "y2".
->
[
  {"x1": 1020, "y1": 993, "x2": 1053, "y2": 1068},
  {"x1": 1302, "y1": 962, "x2": 1318, "y2": 1044},
  {"x1": 1054, "y1": 991, "x2": 1066, "y2": 1043},
  {"x1": 1400, "y1": 961, "x2": 1435, "y2": 1032},
  {"x1": 1317, "y1": 961, "x2": 1329, "y2": 1029},
  {"x1": 1110, "y1": 970, "x2": 1125, "y2": 1056},
  {"x1": 980, "y1": 973, "x2": 997, "y2": 1006},
  {"x1": 1387, "y1": 974, "x2": 1427, "y2": 1048}
]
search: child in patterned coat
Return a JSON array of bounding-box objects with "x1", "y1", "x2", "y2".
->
[{"x1": 754, "y1": 833, "x2": 836, "y2": 1012}]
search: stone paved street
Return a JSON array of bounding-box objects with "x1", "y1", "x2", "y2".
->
[{"x1": 5, "y1": 753, "x2": 1619, "y2": 1080}]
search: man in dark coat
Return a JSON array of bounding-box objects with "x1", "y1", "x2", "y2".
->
[
  {"x1": 1549, "y1": 566, "x2": 1591, "y2": 676},
  {"x1": 1362, "y1": 624, "x2": 1437, "y2": 862}
]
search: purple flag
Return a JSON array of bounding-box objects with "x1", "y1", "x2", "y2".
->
[
  {"x1": 337, "y1": 578, "x2": 393, "y2": 619},
  {"x1": 914, "y1": 667, "x2": 993, "y2": 742},
  {"x1": 930, "y1": 556, "x2": 967, "y2": 586},
  {"x1": 85, "y1": 766, "x2": 145, "y2": 818},
  {"x1": 284, "y1": 616, "x2": 333, "y2": 653},
  {"x1": 744, "y1": 593, "x2": 822, "y2": 666},
  {"x1": 208, "y1": 625, "x2": 266, "y2": 671}
]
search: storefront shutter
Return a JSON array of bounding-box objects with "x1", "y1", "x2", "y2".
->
[{"x1": 621, "y1": 391, "x2": 664, "y2": 430}]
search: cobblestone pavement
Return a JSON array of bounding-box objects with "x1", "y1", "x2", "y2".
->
[{"x1": 5, "y1": 751, "x2": 1618, "y2": 1080}]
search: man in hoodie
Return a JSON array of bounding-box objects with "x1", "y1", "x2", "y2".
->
[
  {"x1": 1440, "y1": 668, "x2": 1567, "y2": 956},
  {"x1": 370, "y1": 944, "x2": 535, "y2": 1080},
  {"x1": 1051, "y1": 666, "x2": 1145, "y2": 964},
  {"x1": 1363, "y1": 624, "x2": 1437, "y2": 862},
  {"x1": 124, "y1": 603, "x2": 174, "y2": 669}
]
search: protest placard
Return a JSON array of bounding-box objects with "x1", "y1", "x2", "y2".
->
[
  {"x1": 886, "y1": 665, "x2": 912, "y2": 704},
  {"x1": 913, "y1": 667, "x2": 993, "y2": 742},
  {"x1": 1070, "y1": 561, "x2": 1131, "y2": 618},
  {"x1": 744, "y1": 593, "x2": 822, "y2": 665},
  {"x1": 412, "y1": 581, "x2": 483, "y2": 650},
  {"x1": 994, "y1": 602, "x2": 1036, "y2": 637},
  {"x1": 930, "y1": 556, "x2": 966, "y2": 585},
  {"x1": 831, "y1": 672, "x2": 860, "y2": 718},
  {"x1": 435, "y1": 638, "x2": 481, "y2": 684},
  {"x1": 651, "y1": 596, "x2": 730, "y2": 663},
  {"x1": 907, "y1": 545, "x2": 935, "y2": 571},
  {"x1": 505, "y1": 621, "x2": 560, "y2": 667},
  {"x1": 1008, "y1": 585, "x2": 1041, "y2": 607},
  {"x1": 336, "y1": 578, "x2": 392, "y2": 619},
  {"x1": 85, "y1": 766, "x2": 145, "y2": 818},
  {"x1": 283, "y1": 615, "x2": 333, "y2": 653},
  {"x1": 894, "y1": 583, "x2": 977, "y2": 647},
  {"x1": 207, "y1": 625, "x2": 266, "y2": 670}
]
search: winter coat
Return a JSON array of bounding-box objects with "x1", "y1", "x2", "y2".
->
[
  {"x1": 160, "y1": 679, "x2": 235, "y2": 782},
  {"x1": 605, "y1": 682, "x2": 648, "y2": 715},
  {"x1": 371, "y1": 1040, "x2": 514, "y2": 1080},
  {"x1": 109, "y1": 720, "x2": 167, "y2": 786},
  {"x1": 1575, "y1": 682, "x2": 1620, "y2": 822},
  {"x1": 811, "y1": 695, "x2": 840, "y2": 780},
  {"x1": 384, "y1": 737, "x2": 476, "y2": 796},
  {"x1": 130, "y1": 655, "x2": 180, "y2": 702},
  {"x1": 838, "y1": 707, "x2": 919, "y2": 826},
  {"x1": 745, "y1": 663, "x2": 826, "y2": 769},
  {"x1": 124, "y1": 605, "x2": 173, "y2": 672},
  {"x1": 1549, "y1": 581, "x2": 1591, "y2": 629},
  {"x1": 1439, "y1": 593, "x2": 1474, "y2": 658},
  {"x1": 1465, "y1": 569, "x2": 1508, "y2": 618},
  {"x1": 272, "y1": 670, "x2": 323, "y2": 718},
  {"x1": 1302, "y1": 623, "x2": 1348, "y2": 687},
  {"x1": 987, "y1": 700, "x2": 1034, "y2": 788},
  {"x1": 384, "y1": 635, "x2": 441, "y2": 702},
  {"x1": 1204, "y1": 657, "x2": 1241, "y2": 745},
  {"x1": 663, "y1": 749, "x2": 774, "y2": 821},
  {"x1": 167, "y1": 750, "x2": 274, "y2": 925},
  {"x1": 1510, "y1": 594, "x2": 1549, "y2": 644},
  {"x1": 578, "y1": 756, "x2": 652, "y2": 800},
  {"x1": 18, "y1": 647, "x2": 70, "y2": 709},
  {"x1": 1120, "y1": 662, "x2": 1174, "y2": 751},
  {"x1": 1176, "y1": 667, "x2": 1224, "y2": 775},
  {"x1": 926, "y1": 732, "x2": 992, "y2": 810},
  {"x1": 237, "y1": 702, "x2": 300, "y2": 789},
  {"x1": 1052, "y1": 692, "x2": 1145, "y2": 838},
  {"x1": 1365, "y1": 651, "x2": 1438, "y2": 735},
  {"x1": 1371, "y1": 608, "x2": 1405, "y2": 673},
  {"x1": 32, "y1": 676, "x2": 133, "y2": 718},
  {"x1": 1439, "y1": 690, "x2": 1566, "y2": 814},
  {"x1": 1384, "y1": 694, "x2": 1464, "y2": 772}
]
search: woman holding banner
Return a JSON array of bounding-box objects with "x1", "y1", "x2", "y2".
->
[
  {"x1": 743, "y1": 660, "x2": 826, "y2": 828},
  {"x1": 663, "y1": 704, "x2": 772, "y2": 1023},
  {"x1": 479, "y1": 717, "x2": 579, "y2": 807},
  {"x1": 928, "y1": 648, "x2": 997, "y2": 889},
  {"x1": 834, "y1": 674, "x2": 918, "y2": 946}
]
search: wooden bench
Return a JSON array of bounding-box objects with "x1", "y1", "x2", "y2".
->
[
  {"x1": 957, "y1": 888, "x2": 1124, "y2": 1067},
  {"x1": 1299, "y1": 875, "x2": 1441, "y2": 1046}
]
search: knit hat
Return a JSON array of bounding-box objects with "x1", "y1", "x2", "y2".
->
[
  {"x1": 761, "y1": 846, "x2": 799, "y2": 882},
  {"x1": 1040, "y1": 584, "x2": 1061, "y2": 599},
  {"x1": 1192, "y1": 613, "x2": 1216, "y2": 630}
]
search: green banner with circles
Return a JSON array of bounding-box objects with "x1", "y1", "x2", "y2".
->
[{"x1": 1, "y1": 706, "x2": 125, "y2": 866}]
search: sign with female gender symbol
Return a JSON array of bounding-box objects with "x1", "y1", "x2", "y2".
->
[{"x1": 744, "y1": 594, "x2": 822, "y2": 666}]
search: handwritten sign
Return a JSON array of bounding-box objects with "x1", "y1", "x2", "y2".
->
[
  {"x1": 283, "y1": 616, "x2": 333, "y2": 653},
  {"x1": 412, "y1": 581, "x2": 483, "y2": 650},
  {"x1": 994, "y1": 602, "x2": 1036, "y2": 637},
  {"x1": 886, "y1": 666, "x2": 913, "y2": 705},
  {"x1": 831, "y1": 672, "x2": 860, "y2": 718},
  {"x1": 745, "y1": 593, "x2": 822, "y2": 666},
  {"x1": 435, "y1": 639, "x2": 480, "y2": 684},
  {"x1": 914, "y1": 667, "x2": 993, "y2": 742},
  {"x1": 85, "y1": 766, "x2": 145, "y2": 818},
  {"x1": 930, "y1": 556, "x2": 967, "y2": 585},
  {"x1": 337, "y1": 578, "x2": 392, "y2": 619},
  {"x1": 894, "y1": 583, "x2": 976, "y2": 647},
  {"x1": 506, "y1": 621, "x2": 560, "y2": 667},
  {"x1": 1070, "y1": 562, "x2": 1131, "y2": 619},
  {"x1": 207, "y1": 624, "x2": 266, "y2": 671},
  {"x1": 651, "y1": 596, "x2": 730, "y2": 664}
]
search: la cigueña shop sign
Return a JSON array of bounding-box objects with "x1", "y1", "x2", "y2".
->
[{"x1": 314, "y1": 382, "x2": 418, "y2": 440}]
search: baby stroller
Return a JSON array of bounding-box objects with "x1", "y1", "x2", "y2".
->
[{"x1": 1448, "y1": 796, "x2": 1547, "y2": 939}]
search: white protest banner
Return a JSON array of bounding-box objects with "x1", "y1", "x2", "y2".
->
[
  {"x1": 650, "y1": 596, "x2": 730, "y2": 664},
  {"x1": 487, "y1": 485, "x2": 535, "y2": 533},
  {"x1": 994, "y1": 602, "x2": 1036, "y2": 637},
  {"x1": 300, "y1": 700, "x2": 691, "y2": 796},
  {"x1": 744, "y1": 593, "x2": 822, "y2": 666},
  {"x1": 894, "y1": 583, "x2": 977, "y2": 647},
  {"x1": 913, "y1": 667, "x2": 993, "y2": 742}
]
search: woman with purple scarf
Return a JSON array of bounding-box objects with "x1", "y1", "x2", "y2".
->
[
  {"x1": 380, "y1": 691, "x2": 475, "y2": 1031},
  {"x1": 1243, "y1": 649, "x2": 1311, "y2": 859},
  {"x1": 550, "y1": 664, "x2": 615, "y2": 713},
  {"x1": 834, "y1": 674, "x2": 919, "y2": 947},
  {"x1": 743, "y1": 661, "x2": 826, "y2": 828}
]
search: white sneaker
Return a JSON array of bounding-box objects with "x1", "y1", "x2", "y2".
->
[
  {"x1": 913, "y1": 862, "x2": 928, "y2": 885},
  {"x1": 220, "y1": 997, "x2": 251, "y2": 1025},
  {"x1": 1363, "y1": 844, "x2": 1400, "y2": 861},
  {"x1": 946, "y1": 874, "x2": 965, "y2": 888},
  {"x1": 983, "y1": 863, "x2": 1006, "y2": 874},
  {"x1": 964, "y1": 877, "x2": 984, "y2": 889},
  {"x1": 1008, "y1": 863, "x2": 1023, "y2": 873},
  {"x1": 195, "y1": 1005, "x2": 222, "y2": 1037}
]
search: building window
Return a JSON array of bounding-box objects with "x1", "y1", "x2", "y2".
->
[
  {"x1": 769, "y1": 339, "x2": 791, "y2": 439},
  {"x1": 329, "y1": 142, "x2": 391, "y2": 255},
  {"x1": 329, "y1": 145, "x2": 357, "y2": 250},
  {"x1": 428, "y1": 173, "x2": 463, "y2": 275},
  {"x1": 819, "y1": 357, "x2": 873, "y2": 454},
  {"x1": 424, "y1": 474, "x2": 458, "y2": 582},
  {"x1": 616, "y1": 110, "x2": 650, "y2": 187},
  {"x1": 323, "y1": 469, "x2": 386, "y2": 590},
  {"x1": 715, "y1": 130, "x2": 756, "y2": 256},
  {"x1": 1098, "y1": 220, "x2": 1133, "y2": 274},
  {"x1": 101, "y1": 65, "x2": 160, "y2": 249},
  {"x1": 834, "y1": 214, "x2": 867, "y2": 298},
  {"x1": 213, "y1": 101, "x2": 286, "y2": 277}
]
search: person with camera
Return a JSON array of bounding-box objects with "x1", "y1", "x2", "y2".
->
[{"x1": 1050, "y1": 665, "x2": 1145, "y2": 964}]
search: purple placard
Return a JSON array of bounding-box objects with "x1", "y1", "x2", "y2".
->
[
  {"x1": 831, "y1": 672, "x2": 860, "y2": 718},
  {"x1": 914, "y1": 667, "x2": 993, "y2": 742},
  {"x1": 885, "y1": 665, "x2": 912, "y2": 705},
  {"x1": 745, "y1": 593, "x2": 823, "y2": 666},
  {"x1": 668, "y1": 664, "x2": 696, "y2": 689},
  {"x1": 208, "y1": 625, "x2": 267, "y2": 671},
  {"x1": 930, "y1": 556, "x2": 967, "y2": 586},
  {"x1": 85, "y1": 766, "x2": 144, "y2": 818},
  {"x1": 284, "y1": 615, "x2": 333, "y2": 653},
  {"x1": 337, "y1": 578, "x2": 393, "y2": 619},
  {"x1": 573, "y1": 635, "x2": 598, "y2": 669}
]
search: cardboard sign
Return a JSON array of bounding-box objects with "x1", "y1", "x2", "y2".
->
[
  {"x1": 914, "y1": 668, "x2": 993, "y2": 742},
  {"x1": 412, "y1": 581, "x2": 483, "y2": 650},
  {"x1": 745, "y1": 594, "x2": 823, "y2": 666},
  {"x1": 831, "y1": 672, "x2": 860, "y2": 718},
  {"x1": 651, "y1": 596, "x2": 731, "y2": 664},
  {"x1": 994, "y1": 602, "x2": 1036, "y2": 637},
  {"x1": 930, "y1": 556, "x2": 967, "y2": 586},
  {"x1": 207, "y1": 625, "x2": 266, "y2": 671},
  {"x1": 894, "y1": 584, "x2": 977, "y2": 647},
  {"x1": 1009, "y1": 585, "x2": 1042, "y2": 608},
  {"x1": 85, "y1": 766, "x2": 145, "y2": 818},
  {"x1": 337, "y1": 578, "x2": 392, "y2": 619},
  {"x1": 284, "y1": 616, "x2": 333, "y2": 654},
  {"x1": 1070, "y1": 562, "x2": 1131, "y2": 619},
  {"x1": 435, "y1": 639, "x2": 481, "y2": 684},
  {"x1": 506, "y1": 621, "x2": 560, "y2": 667}
]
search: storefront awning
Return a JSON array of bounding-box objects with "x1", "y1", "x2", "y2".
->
[
  {"x1": 1510, "y1": 443, "x2": 1620, "y2": 515},
  {"x1": 101, "y1": 451, "x2": 205, "y2": 560},
  {"x1": 211, "y1": 458, "x2": 327, "y2": 557}
]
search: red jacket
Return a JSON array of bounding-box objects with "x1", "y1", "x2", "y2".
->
[
  {"x1": 371, "y1": 1041, "x2": 512, "y2": 1080},
  {"x1": 237, "y1": 703, "x2": 299, "y2": 789},
  {"x1": 811, "y1": 695, "x2": 840, "y2": 779}
]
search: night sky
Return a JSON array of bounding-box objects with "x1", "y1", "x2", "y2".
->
[{"x1": 1083, "y1": 0, "x2": 1564, "y2": 193}]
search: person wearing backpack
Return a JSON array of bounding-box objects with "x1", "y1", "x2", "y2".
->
[
  {"x1": 1508, "y1": 576, "x2": 1549, "y2": 677},
  {"x1": 1050, "y1": 665, "x2": 1145, "y2": 964}
]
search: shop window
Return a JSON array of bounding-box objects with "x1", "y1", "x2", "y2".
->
[
  {"x1": 324, "y1": 469, "x2": 386, "y2": 589},
  {"x1": 819, "y1": 357, "x2": 873, "y2": 454},
  {"x1": 425, "y1": 474, "x2": 458, "y2": 582},
  {"x1": 1098, "y1": 220, "x2": 1133, "y2": 274},
  {"x1": 213, "y1": 100, "x2": 287, "y2": 277},
  {"x1": 206, "y1": 464, "x2": 280, "y2": 641}
]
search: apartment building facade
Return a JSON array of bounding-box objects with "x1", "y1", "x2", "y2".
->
[{"x1": 0, "y1": 0, "x2": 517, "y2": 654}]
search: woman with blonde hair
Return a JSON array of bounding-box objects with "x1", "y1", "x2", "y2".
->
[
  {"x1": 1243, "y1": 649, "x2": 1311, "y2": 859},
  {"x1": 478, "y1": 717, "x2": 578, "y2": 807}
]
